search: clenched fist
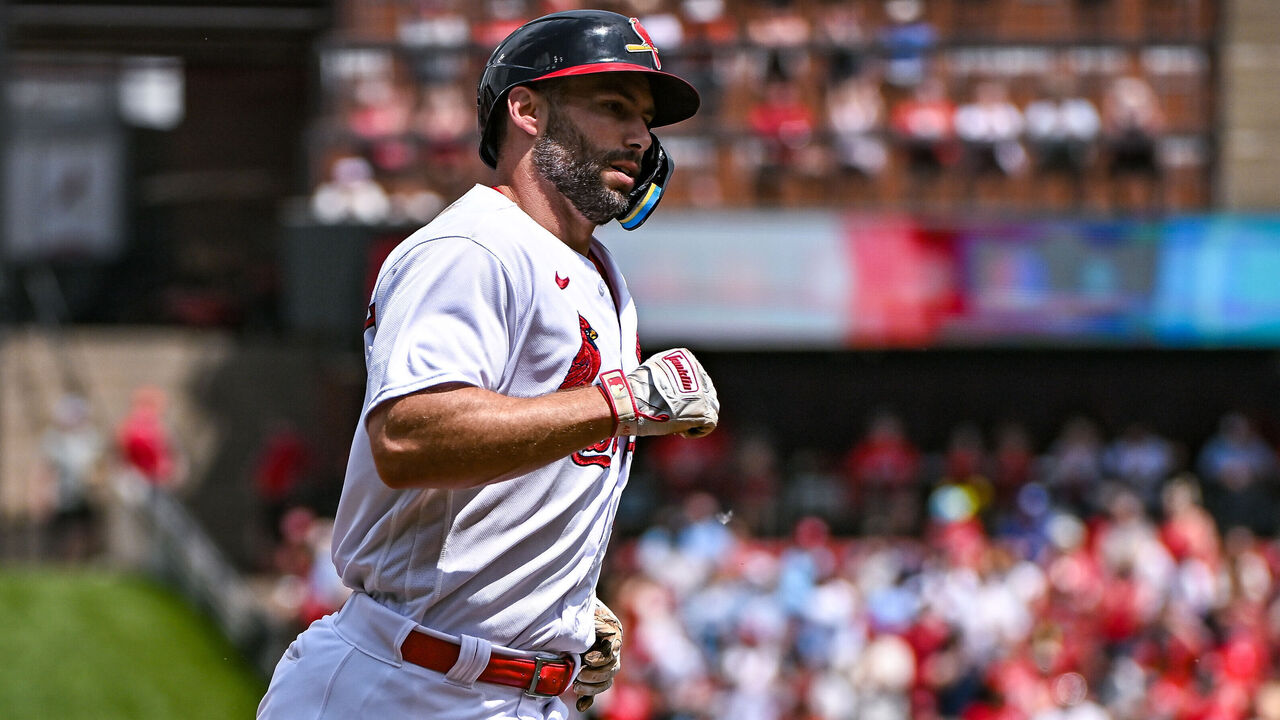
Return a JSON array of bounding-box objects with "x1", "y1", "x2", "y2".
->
[
  {"x1": 573, "y1": 598, "x2": 624, "y2": 712},
  {"x1": 597, "y1": 348, "x2": 719, "y2": 438}
]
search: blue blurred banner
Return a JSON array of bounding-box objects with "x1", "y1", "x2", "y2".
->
[{"x1": 1153, "y1": 216, "x2": 1280, "y2": 345}]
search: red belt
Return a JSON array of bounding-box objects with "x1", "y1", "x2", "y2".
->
[{"x1": 399, "y1": 630, "x2": 573, "y2": 698}]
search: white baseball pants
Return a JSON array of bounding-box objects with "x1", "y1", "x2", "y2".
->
[{"x1": 257, "y1": 592, "x2": 572, "y2": 720}]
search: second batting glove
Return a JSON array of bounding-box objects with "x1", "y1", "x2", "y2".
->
[{"x1": 573, "y1": 598, "x2": 624, "y2": 712}]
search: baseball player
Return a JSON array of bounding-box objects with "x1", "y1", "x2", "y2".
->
[{"x1": 257, "y1": 10, "x2": 719, "y2": 720}]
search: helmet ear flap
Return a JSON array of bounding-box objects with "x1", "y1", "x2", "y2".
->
[{"x1": 617, "y1": 133, "x2": 673, "y2": 231}]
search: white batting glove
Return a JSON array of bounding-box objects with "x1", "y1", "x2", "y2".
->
[
  {"x1": 597, "y1": 348, "x2": 719, "y2": 438},
  {"x1": 573, "y1": 598, "x2": 623, "y2": 712}
]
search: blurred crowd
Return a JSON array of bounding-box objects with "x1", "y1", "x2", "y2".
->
[
  {"x1": 583, "y1": 410, "x2": 1280, "y2": 720},
  {"x1": 19, "y1": 386, "x2": 185, "y2": 563},
  {"x1": 309, "y1": 0, "x2": 1214, "y2": 222}
]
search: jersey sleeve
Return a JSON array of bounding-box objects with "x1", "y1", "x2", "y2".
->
[{"x1": 364, "y1": 236, "x2": 519, "y2": 412}]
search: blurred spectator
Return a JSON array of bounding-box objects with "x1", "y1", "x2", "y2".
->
[
  {"x1": 942, "y1": 424, "x2": 992, "y2": 491},
  {"x1": 37, "y1": 393, "x2": 104, "y2": 560},
  {"x1": 954, "y1": 80, "x2": 1028, "y2": 206},
  {"x1": 269, "y1": 507, "x2": 350, "y2": 627},
  {"x1": 992, "y1": 482, "x2": 1055, "y2": 564},
  {"x1": 890, "y1": 76, "x2": 958, "y2": 208},
  {"x1": 395, "y1": 1, "x2": 469, "y2": 50},
  {"x1": 1159, "y1": 476, "x2": 1220, "y2": 616},
  {"x1": 852, "y1": 632, "x2": 916, "y2": 718},
  {"x1": 253, "y1": 419, "x2": 312, "y2": 545},
  {"x1": 1043, "y1": 417, "x2": 1104, "y2": 515},
  {"x1": 1197, "y1": 413, "x2": 1278, "y2": 534},
  {"x1": 825, "y1": 70, "x2": 889, "y2": 202},
  {"x1": 675, "y1": 492, "x2": 737, "y2": 567},
  {"x1": 1102, "y1": 74, "x2": 1166, "y2": 212},
  {"x1": 746, "y1": 56, "x2": 818, "y2": 205},
  {"x1": 727, "y1": 430, "x2": 783, "y2": 534},
  {"x1": 841, "y1": 410, "x2": 921, "y2": 535},
  {"x1": 815, "y1": 0, "x2": 870, "y2": 81},
  {"x1": 411, "y1": 81, "x2": 476, "y2": 201},
  {"x1": 1024, "y1": 73, "x2": 1101, "y2": 209},
  {"x1": 412, "y1": 82, "x2": 472, "y2": 147},
  {"x1": 1159, "y1": 475, "x2": 1219, "y2": 562},
  {"x1": 679, "y1": 0, "x2": 738, "y2": 50},
  {"x1": 299, "y1": 517, "x2": 350, "y2": 625},
  {"x1": 992, "y1": 421, "x2": 1037, "y2": 514},
  {"x1": 345, "y1": 76, "x2": 413, "y2": 141},
  {"x1": 1102, "y1": 422, "x2": 1177, "y2": 514},
  {"x1": 1093, "y1": 488, "x2": 1173, "y2": 641},
  {"x1": 341, "y1": 69, "x2": 420, "y2": 186},
  {"x1": 116, "y1": 386, "x2": 180, "y2": 488},
  {"x1": 781, "y1": 449, "x2": 849, "y2": 531},
  {"x1": 879, "y1": 0, "x2": 938, "y2": 88},
  {"x1": 1031, "y1": 672, "x2": 1110, "y2": 720},
  {"x1": 745, "y1": 0, "x2": 811, "y2": 51},
  {"x1": 932, "y1": 423, "x2": 995, "y2": 527},
  {"x1": 311, "y1": 155, "x2": 392, "y2": 224}
]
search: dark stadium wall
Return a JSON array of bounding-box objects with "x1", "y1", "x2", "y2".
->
[
  {"x1": 698, "y1": 348, "x2": 1280, "y2": 459},
  {"x1": 6, "y1": 2, "x2": 327, "y2": 326}
]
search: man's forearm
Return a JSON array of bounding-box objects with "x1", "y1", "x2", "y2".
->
[{"x1": 367, "y1": 384, "x2": 616, "y2": 490}]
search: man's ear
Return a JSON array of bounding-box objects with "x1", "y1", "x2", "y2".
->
[{"x1": 506, "y1": 86, "x2": 541, "y2": 141}]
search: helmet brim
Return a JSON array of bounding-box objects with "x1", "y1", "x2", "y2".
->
[{"x1": 535, "y1": 63, "x2": 701, "y2": 128}]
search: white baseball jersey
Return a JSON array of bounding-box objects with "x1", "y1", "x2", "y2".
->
[{"x1": 331, "y1": 184, "x2": 639, "y2": 656}]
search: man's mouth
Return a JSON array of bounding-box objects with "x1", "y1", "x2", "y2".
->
[
  {"x1": 604, "y1": 162, "x2": 637, "y2": 191},
  {"x1": 609, "y1": 161, "x2": 639, "y2": 178}
]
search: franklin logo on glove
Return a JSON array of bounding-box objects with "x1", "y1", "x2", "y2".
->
[
  {"x1": 597, "y1": 347, "x2": 719, "y2": 438},
  {"x1": 660, "y1": 350, "x2": 699, "y2": 394}
]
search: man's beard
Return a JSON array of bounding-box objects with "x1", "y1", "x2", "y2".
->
[{"x1": 532, "y1": 107, "x2": 636, "y2": 225}]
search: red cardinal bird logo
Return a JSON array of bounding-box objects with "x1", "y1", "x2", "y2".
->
[
  {"x1": 626, "y1": 17, "x2": 661, "y2": 69},
  {"x1": 559, "y1": 314, "x2": 602, "y2": 389}
]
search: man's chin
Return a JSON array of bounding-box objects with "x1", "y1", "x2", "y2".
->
[
  {"x1": 573, "y1": 191, "x2": 628, "y2": 225},
  {"x1": 588, "y1": 180, "x2": 630, "y2": 218}
]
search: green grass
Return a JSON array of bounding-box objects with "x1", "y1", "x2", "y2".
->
[{"x1": 0, "y1": 568, "x2": 266, "y2": 719}]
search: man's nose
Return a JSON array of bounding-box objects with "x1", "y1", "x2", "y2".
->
[{"x1": 626, "y1": 120, "x2": 652, "y2": 154}]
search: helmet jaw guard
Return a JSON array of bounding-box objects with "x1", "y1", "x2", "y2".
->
[
  {"x1": 617, "y1": 133, "x2": 672, "y2": 231},
  {"x1": 477, "y1": 10, "x2": 698, "y2": 228}
]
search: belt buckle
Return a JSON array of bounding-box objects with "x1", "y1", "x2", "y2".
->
[{"x1": 524, "y1": 656, "x2": 558, "y2": 698}]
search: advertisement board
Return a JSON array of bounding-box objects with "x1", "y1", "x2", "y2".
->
[{"x1": 569, "y1": 212, "x2": 1280, "y2": 349}]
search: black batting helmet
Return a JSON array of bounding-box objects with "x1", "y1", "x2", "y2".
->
[{"x1": 476, "y1": 9, "x2": 700, "y2": 168}]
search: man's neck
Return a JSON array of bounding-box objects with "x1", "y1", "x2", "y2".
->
[{"x1": 494, "y1": 163, "x2": 598, "y2": 256}]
